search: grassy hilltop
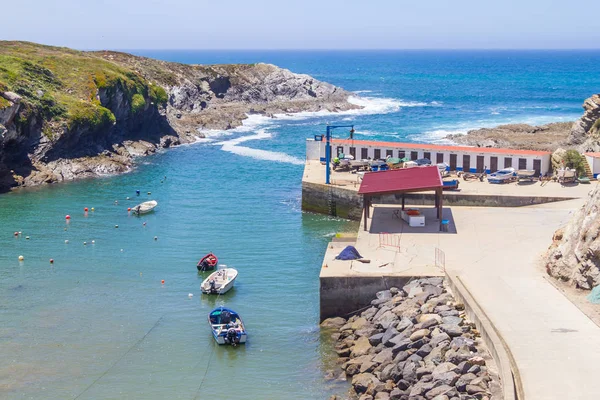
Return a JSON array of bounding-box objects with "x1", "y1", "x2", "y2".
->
[{"x1": 0, "y1": 41, "x2": 168, "y2": 135}]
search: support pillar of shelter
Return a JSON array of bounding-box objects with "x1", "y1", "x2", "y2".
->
[
  {"x1": 363, "y1": 195, "x2": 369, "y2": 231},
  {"x1": 437, "y1": 188, "x2": 443, "y2": 220}
]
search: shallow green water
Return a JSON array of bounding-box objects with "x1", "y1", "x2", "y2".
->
[{"x1": 0, "y1": 143, "x2": 356, "y2": 399}]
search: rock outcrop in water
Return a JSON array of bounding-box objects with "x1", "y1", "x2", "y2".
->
[
  {"x1": 446, "y1": 122, "x2": 572, "y2": 152},
  {"x1": 322, "y1": 278, "x2": 498, "y2": 400},
  {"x1": 545, "y1": 185, "x2": 600, "y2": 290},
  {"x1": 0, "y1": 41, "x2": 358, "y2": 191}
]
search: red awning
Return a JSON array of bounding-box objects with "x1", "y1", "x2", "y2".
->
[{"x1": 358, "y1": 166, "x2": 442, "y2": 196}]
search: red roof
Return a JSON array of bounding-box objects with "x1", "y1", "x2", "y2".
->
[
  {"x1": 585, "y1": 152, "x2": 600, "y2": 158},
  {"x1": 332, "y1": 138, "x2": 550, "y2": 156},
  {"x1": 358, "y1": 166, "x2": 442, "y2": 196}
]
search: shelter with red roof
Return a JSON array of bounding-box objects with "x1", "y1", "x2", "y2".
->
[{"x1": 358, "y1": 166, "x2": 443, "y2": 231}]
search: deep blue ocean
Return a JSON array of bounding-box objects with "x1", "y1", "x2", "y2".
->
[{"x1": 1, "y1": 50, "x2": 600, "y2": 399}]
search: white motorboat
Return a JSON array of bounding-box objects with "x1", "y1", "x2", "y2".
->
[
  {"x1": 201, "y1": 268, "x2": 238, "y2": 294},
  {"x1": 350, "y1": 159, "x2": 369, "y2": 169},
  {"x1": 517, "y1": 169, "x2": 537, "y2": 181},
  {"x1": 557, "y1": 168, "x2": 577, "y2": 183},
  {"x1": 132, "y1": 200, "x2": 157, "y2": 215},
  {"x1": 488, "y1": 168, "x2": 515, "y2": 183}
]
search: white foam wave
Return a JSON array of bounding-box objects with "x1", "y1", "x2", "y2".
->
[
  {"x1": 222, "y1": 145, "x2": 305, "y2": 165},
  {"x1": 217, "y1": 130, "x2": 305, "y2": 165},
  {"x1": 353, "y1": 90, "x2": 374, "y2": 94}
]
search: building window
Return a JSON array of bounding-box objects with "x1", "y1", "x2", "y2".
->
[
  {"x1": 518, "y1": 158, "x2": 527, "y2": 170},
  {"x1": 399, "y1": 150, "x2": 406, "y2": 158},
  {"x1": 361, "y1": 148, "x2": 368, "y2": 159},
  {"x1": 386, "y1": 149, "x2": 393, "y2": 158},
  {"x1": 424, "y1": 152, "x2": 431, "y2": 161},
  {"x1": 349, "y1": 147, "x2": 356, "y2": 158},
  {"x1": 504, "y1": 157, "x2": 512, "y2": 168},
  {"x1": 411, "y1": 151, "x2": 418, "y2": 160},
  {"x1": 436, "y1": 153, "x2": 444, "y2": 163},
  {"x1": 374, "y1": 149, "x2": 381, "y2": 159}
]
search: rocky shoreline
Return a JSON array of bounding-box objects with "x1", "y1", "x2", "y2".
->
[
  {"x1": 322, "y1": 278, "x2": 499, "y2": 400},
  {"x1": 0, "y1": 42, "x2": 359, "y2": 191},
  {"x1": 446, "y1": 122, "x2": 572, "y2": 152}
]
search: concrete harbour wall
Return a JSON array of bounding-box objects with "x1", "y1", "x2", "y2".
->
[
  {"x1": 302, "y1": 181, "x2": 576, "y2": 220},
  {"x1": 319, "y1": 275, "x2": 415, "y2": 321}
]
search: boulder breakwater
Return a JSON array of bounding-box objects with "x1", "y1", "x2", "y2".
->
[{"x1": 322, "y1": 278, "x2": 499, "y2": 400}]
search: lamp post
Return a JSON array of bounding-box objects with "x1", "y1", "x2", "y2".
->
[{"x1": 325, "y1": 124, "x2": 355, "y2": 184}]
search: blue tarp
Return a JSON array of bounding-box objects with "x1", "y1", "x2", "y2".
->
[
  {"x1": 587, "y1": 285, "x2": 600, "y2": 304},
  {"x1": 335, "y1": 246, "x2": 362, "y2": 260}
]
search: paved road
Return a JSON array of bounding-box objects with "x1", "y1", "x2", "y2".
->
[{"x1": 442, "y1": 200, "x2": 600, "y2": 400}]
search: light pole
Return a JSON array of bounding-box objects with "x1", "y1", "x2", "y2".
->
[{"x1": 325, "y1": 124, "x2": 355, "y2": 184}]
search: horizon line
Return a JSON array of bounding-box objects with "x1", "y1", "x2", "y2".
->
[{"x1": 110, "y1": 48, "x2": 600, "y2": 52}]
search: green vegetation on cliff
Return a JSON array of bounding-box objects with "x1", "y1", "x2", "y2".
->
[{"x1": 0, "y1": 41, "x2": 168, "y2": 131}]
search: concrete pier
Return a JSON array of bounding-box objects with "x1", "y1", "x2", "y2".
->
[{"x1": 302, "y1": 160, "x2": 591, "y2": 219}]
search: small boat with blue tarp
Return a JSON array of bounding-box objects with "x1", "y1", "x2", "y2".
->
[{"x1": 208, "y1": 307, "x2": 247, "y2": 345}]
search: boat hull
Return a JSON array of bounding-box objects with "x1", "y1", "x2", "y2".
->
[
  {"x1": 197, "y1": 253, "x2": 218, "y2": 271},
  {"x1": 201, "y1": 268, "x2": 238, "y2": 294},
  {"x1": 208, "y1": 307, "x2": 247, "y2": 345},
  {"x1": 132, "y1": 200, "x2": 158, "y2": 215}
]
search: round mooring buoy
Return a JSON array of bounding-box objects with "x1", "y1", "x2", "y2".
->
[{"x1": 18, "y1": 255, "x2": 24, "y2": 261}]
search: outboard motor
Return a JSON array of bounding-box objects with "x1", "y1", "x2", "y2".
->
[
  {"x1": 209, "y1": 279, "x2": 216, "y2": 293},
  {"x1": 226, "y1": 328, "x2": 238, "y2": 346}
]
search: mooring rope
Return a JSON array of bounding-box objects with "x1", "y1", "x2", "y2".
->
[{"x1": 73, "y1": 315, "x2": 165, "y2": 400}]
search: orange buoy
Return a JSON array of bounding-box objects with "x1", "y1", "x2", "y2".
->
[
  {"x1": 65, "y1": 215, "x2": 71, "y2": 220},
  {"x1": 128, "y1": 207, "x2": 131, "y2": 212},
  {"x1": 84, "y1": 207, "x2": 88, "y2": 212},
  {"x1": 161, "y1": 280, "x2": 165, "y2": 284}
]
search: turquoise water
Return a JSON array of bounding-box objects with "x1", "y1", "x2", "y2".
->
[{"x1": 2, "y1": 50, "x2": 600, "y2": 399}]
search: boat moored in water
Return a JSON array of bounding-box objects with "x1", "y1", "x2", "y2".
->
[
  {"x1": 201, "y1": 268, "x2": 238, "y2": 294},
  {"x1": 208, "y1": 307, "x2": 247, "y2": 345},
  {"x1": 197, "y1": 253, "x2": 218, "y2": 271},
  {"x1": 132, "y1": 200, "x2": 157, "y2": 215}
]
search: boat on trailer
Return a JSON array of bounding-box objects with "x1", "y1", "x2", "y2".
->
[
  {"x1": 208, "y1": 307, "x2": 247, "y2": 346},
  {"x1": 197, "y1": 253, "x2": 218, "y2": 271},
  {"x1": 488, "y1": 168, "x2": 515, "y2": 183},
  {"x1": 132, "y1": 200, "x2": 158, "y2": 215},
  {"x1": 517, "y1": 170, "x2": 537, "y2": 181},
  {"x1": 557, "y1": 168, "x2": 577, "y2": 183},
  {"x1": 201, "y1": 268, "x2": 238, "y2": 294}
]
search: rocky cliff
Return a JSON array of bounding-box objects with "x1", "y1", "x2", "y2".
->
[
  {"x1": 0, "y1": 41, "x2": 357, "y2": 191},
  {"x1": 545, "y1": 184, "x2": 600, "y2": 290},
  {"x1": 568, "y1": 94, "x2": 600, "y2": 152}
]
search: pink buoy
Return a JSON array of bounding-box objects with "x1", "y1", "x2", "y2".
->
[
  {"x1": 50, "y1": 259, "x2": 54, "y2": 264},
  {"x1": 65, "y1": 215, "x2": 71, "y2": 220},
  {"x1": 14, "y1": 232, "x2": 18, "y2": 236}
]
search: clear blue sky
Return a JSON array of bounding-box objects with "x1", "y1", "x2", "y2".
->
[{"x1": 2, "y1": 0, "x2": 599, "y2": 50}]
